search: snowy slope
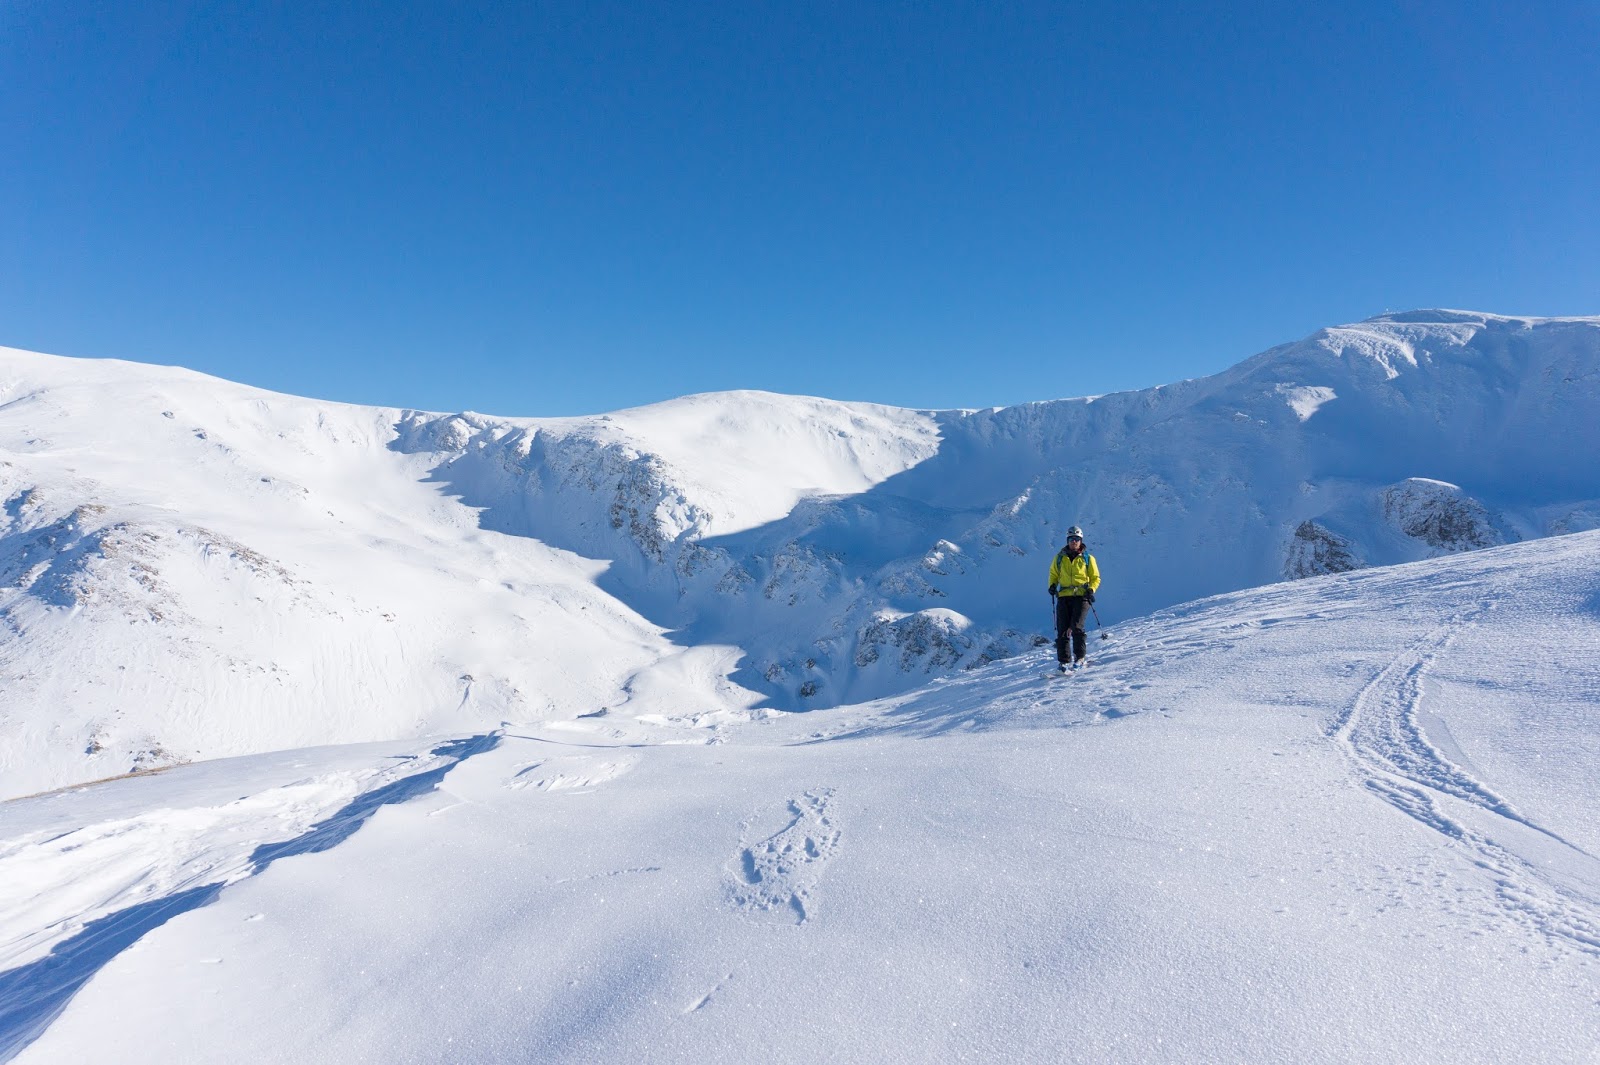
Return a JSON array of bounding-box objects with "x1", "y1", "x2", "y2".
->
[
  {"x1": 3, "y1": 310, "x2": 1598, "y2": 800},
  {"x1": 3, "y1": 531, "x2": 1597, "y2": 1063},
  {"x1": 0, "y1": 347, "x2": 957, "y2": 797},
  {"x1": 0, "y1": 350, "x2": 741, "y2": 800}
]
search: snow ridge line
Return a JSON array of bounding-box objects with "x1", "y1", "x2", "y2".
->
[{"x1": 1329, "y1": 613, "x2": 1600, "y2": 956}]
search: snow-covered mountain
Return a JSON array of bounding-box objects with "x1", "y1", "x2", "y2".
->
[
  {"x1": 420, "y1": 309, "x2": 1597, "y2": 713},
  {"x1": 2, "y1": 310, "x2": 1598, "y2": 798}
]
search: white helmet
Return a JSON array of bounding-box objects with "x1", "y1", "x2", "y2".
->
[{"x1": 1066, "y1": 525, "x2": 1084, "y2": 540}]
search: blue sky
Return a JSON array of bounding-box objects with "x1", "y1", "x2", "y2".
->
[{"x1": 2, "y1": 1, "x2": 1596, "y2": 416}]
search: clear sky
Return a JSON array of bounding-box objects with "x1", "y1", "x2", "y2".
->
[{"x1": 3, "y1": 1, "x2": 1596, "y2": 416}]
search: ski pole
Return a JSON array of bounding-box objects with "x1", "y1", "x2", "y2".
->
[{"x1": 1092, "y1": 603, "x2": 1107, "y2": 641}]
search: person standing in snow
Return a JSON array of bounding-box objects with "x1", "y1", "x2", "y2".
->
[{"x1": 1048, "y1": 526, "x2": 1101, "y2": 671}]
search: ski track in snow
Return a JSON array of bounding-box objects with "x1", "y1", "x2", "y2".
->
[
  {"x1": 1329, "y1": 606, "x2": 1600, "y2": 956},
  {"x1": 725, "y1": 790, "x2": 840, "y2": 925}
]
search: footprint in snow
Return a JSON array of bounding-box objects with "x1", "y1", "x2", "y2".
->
[{"x1": 725, "y1": 789, "x2": 840, "y2": 925}]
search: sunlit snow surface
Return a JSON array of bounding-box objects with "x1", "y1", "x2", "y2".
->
[{"x1": 3, "y1": 532, "x2": 1598, "y2": 1063}]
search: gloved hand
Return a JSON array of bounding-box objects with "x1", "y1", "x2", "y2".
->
[
  {"x1": 1086, "y1": 589, "x2": 1096, "y2": 604},
  {"x1": 1048, "y1": 585, "x2": 1058, "y2": 597}
]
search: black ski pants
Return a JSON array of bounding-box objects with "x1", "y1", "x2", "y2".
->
[{"x1": 1055, "y1": 595, "x2": 1090, "y2": 663}]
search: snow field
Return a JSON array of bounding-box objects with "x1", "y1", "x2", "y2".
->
[{"x1": 4, "y1": 531, "x2": 1598, "y2": 1063}]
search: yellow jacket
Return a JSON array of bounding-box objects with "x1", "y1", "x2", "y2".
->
[{"x1": 1048, "y1": 548, "x2": 1100, "y2": 596}]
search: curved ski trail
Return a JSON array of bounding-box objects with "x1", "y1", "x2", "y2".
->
[{"x1": 1329, "y1": 608, "x2": 1600, "y2": 956}]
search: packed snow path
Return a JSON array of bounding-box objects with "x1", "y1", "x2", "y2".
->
[{"x1": 2, "y1": 532, "x2": 1597, "y2": 1063}]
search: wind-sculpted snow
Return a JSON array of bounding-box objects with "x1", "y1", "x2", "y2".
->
[{"x1": 0, "y1": 733, "x2": 500, "y2": 1061}]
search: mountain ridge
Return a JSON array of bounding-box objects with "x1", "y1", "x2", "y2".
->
[{"x1": 2, "y1": 309, "x2": 1596, "y2": 796}]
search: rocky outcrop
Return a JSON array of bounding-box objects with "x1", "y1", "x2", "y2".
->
[
  {"x1": 761, "y1": 543, "x2": 837, "y2": 607},
  {"x1": 395, "y1": 411, "x2": 727, "y2": 573},
  {"x1": 1380, "y1": 479, "x2": 1506, "y2": 555},
  {"x1": 853, "y1": 609, "x2": 1038, "y2": 676},
  {"x1": 1284, "y1": 520, "x2": 1364, "y2": 579},
  {"x1": 2, "y1": 490, "x2": 304, "y2": 625},
  {"x1": 854, "y1": 609, "x2": 972, "y2": 671}
]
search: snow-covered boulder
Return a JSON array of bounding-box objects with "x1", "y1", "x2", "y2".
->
[
  {"x1": 854, "y1": 608, "x2": 975, "y2": 672},
  {"x1": 852, "y1": 608, "x2": 1038, "y2": 678}
]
